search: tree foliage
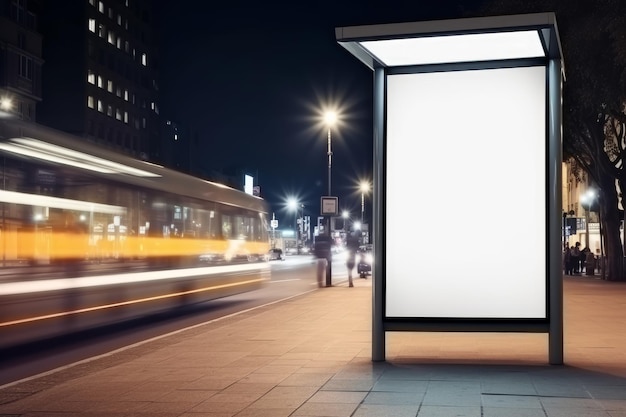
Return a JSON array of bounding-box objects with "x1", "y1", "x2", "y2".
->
[{"x1": 479, "y1": 0, "x2": 626, "y2": 279}]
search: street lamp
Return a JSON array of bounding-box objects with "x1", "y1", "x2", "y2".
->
[
  {"x1": 0, "y1": 96, "x2": 13, "y2": 112},
  {"x1": 287, "y1": 197, "x2": 298, "y2": 253},
  {"x1": 359, "y1": 181, "x2": 370, "y2": 224},
  {"x1": 581, "y1": 189, "x2": 596, "y2": 249},
  {"x1": 342, "y1": 210, "x2": 349, "y2": 232},
  {"x1": 324, "y1": 111, "x2": 337, "y2": 198}
]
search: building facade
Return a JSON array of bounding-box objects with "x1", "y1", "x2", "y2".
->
[
  {"x1": 562, "y1": 159, "x2": 601, "y2": 254},
  {"x1": 36, "y1": 0, "x2": 160, "y2": 160},
  {"x1": 0, "y1": 0, "x2": 43, "y2": 120}
]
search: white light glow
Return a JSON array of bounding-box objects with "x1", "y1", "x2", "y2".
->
[
  {"x1": 0, "y1": 263, "x2": 270, "y2": 295},
  {"x1": 359, "y1": 30, "x2": 545, "y2": 66},
  {"x1": 385, "y1": 66, "x2": 546, "y2": 319},
  {"x1": 0, "y1": 137, "x2": 160, "y2": 177},
  {"x1": 0, "y1": 189, "x2": 126, "y2": 215}
]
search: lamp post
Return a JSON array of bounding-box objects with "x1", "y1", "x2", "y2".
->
[
  {"x1": 359, "y1": 181, "x2": 370, "y2": 225},
  {"x1": 287, "y1": 197, "x2": 298, "y2": 254},
  {"x1": 581, "y1": 189, "x2": 596, "y2": 249},
  {"x1": 323, "y1": 111, "x2": 337, "y2": 286},
  {"x1": 324, "y1": 111, "x2": 336, "y2": 198}
]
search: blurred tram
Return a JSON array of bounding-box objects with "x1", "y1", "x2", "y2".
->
[{"x1": 0, "y1": 119, "x2": 271, "y2": 349}]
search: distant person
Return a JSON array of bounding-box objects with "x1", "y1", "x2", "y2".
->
[
  {"x1": 571, "y1": 242, "x2": 581, "y2": 274},
  {"x1": 564, "y1": 246, "x2": 572, "y2": 275},
  {"x1": 345, "y1": 231, "x2": 360, "y2": 287},
  {"x1": 314, "y1": 234, "x2": 332, "y2": 287}
]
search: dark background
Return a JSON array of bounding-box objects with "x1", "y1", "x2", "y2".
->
[{"x1": 155, "y1": 1, "x2": 486, "y2": 223}]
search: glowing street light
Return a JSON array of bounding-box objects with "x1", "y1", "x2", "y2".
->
[
  {"x1": 342, "y1": 210, "x2": 350, "y2": 231},
  {"x1": 0, "y1": 97, "x2": 13, "y2": 112}
]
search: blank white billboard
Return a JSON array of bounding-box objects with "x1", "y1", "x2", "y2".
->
[{"x1": 385, "y1": 66, "x2": 546, "y2": 319}]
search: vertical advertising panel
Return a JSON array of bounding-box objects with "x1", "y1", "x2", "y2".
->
[{"x1": 385, "y1": 66, "x2": 546, "y2": 319}]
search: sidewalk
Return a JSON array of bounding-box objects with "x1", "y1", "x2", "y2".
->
[{"x1": 1, "y1": 275, "x2": 625, "y2": 416}]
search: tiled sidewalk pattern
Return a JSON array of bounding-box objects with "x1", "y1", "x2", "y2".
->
[{"x1": 0, "y1": 275, "x2": 625, "y2": 416}]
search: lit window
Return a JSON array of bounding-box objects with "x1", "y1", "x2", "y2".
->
[
  {"x1": 87, "y1": 70, "x2": 95, "y2": 84},
  {"x1": 97, "y1": 100, "x2": 104, "y2": 112},
  {"x1": 115, "y1": 108, "x2": 122, "y2": 121},
  {"x1": 98, "y1": 1, "x2": 104, "y2": 13},
  {"x1": 107, "y1": 80, "x2": 113, "y2": 93},
  {"x1": 98, "y1": 23, "x2": 105, "y2": 38},
  {"x1": 108, "y1": 30, "x2": 115, "y2": 45},
  {"x1": 117, "y1": 14, "x2": 122, "y2": 25},
  {"x1": 107, "y1": 105, "x2": 113, "y2": 117},
  {"x1": 116, "y1": 87, "x2": 122, "y2": 97},
  {"x1": 141, "y1": 53, "x2": 147, "y2": 66},
  {"x1": 88, "y1": 18, "x2": 96, "y2": 33},
  {"x1": 150, "y1": 102, "x2": 155, "y2": 110},
  {"x1": 87, "y1": 96, "x2": 95, "y2": 108},
  {"x1": 116, "y1": 37, "x2": 121, "y2": 49},
  {"x1": 124, "y1": 89, "x2": 129, "y2": 101},
  {"x1": 124, "y1": 111, "x2": 128, "y2": 123},
  {"x1": 97, "y1": 75, "x2": 103, "y2": 88},
  {"x1": 89, "y1": 0, "x2": 95, "y2": 5}
]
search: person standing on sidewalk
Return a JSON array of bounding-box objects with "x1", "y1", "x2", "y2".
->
[
  {"x1": 314, "y1": 233, "x2": 331, "y2": 287},
  {"x1": 345, "y1": 230, "x2": 360, "y2": 287}
]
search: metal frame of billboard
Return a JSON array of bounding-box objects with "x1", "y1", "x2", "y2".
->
[{"x1": 336, "y1": 13, "x2": 564, "y2": 364}]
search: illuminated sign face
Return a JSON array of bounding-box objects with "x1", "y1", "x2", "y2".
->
[{"x1": 385, "y1": 66, "x2": 547, "y2": 319}]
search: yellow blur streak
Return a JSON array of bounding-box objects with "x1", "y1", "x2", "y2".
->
[
  {"x1": 0, "y1": 277, "x2": 266, "y2": 328},
  {"x1": 12, "y1": 231, "x2": 270, "y2": 262}
]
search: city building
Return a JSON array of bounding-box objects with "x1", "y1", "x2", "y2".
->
[
  {"x1": 0, "y1": 0, "x2": 43, "y2": 121},
  {"x1": 36, "y1": 0, "x2": 160, "y2": 160},
  {"x1": 562, "y1": 159, "x2": 601, "y2": 253}
]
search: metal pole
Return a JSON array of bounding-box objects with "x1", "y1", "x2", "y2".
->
[
  {"x1": 585, "y1": 207, "x2": 590, "y2": 249},
  {"x1": 326, "y1": 127, "x2": 333, "y2": 286},
  {"x1": 361, "y1": 192, "x2": 365, "y2": 224},
  {"x1": 372, "y1": 67, "x2": 385, "y2": 361},
  {"x1": 327, "y1": 128, "x2": 332, "y2": 196},
  {"x1": 548, "y1": 57, "x2": 563, "y2": 365}
]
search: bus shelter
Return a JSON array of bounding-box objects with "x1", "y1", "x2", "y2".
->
[{"x1": 335, "y1": 13, "x2": 564, "y2": 364}]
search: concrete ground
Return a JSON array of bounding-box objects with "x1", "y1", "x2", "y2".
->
[{"x1": 0, "y1": 274, "x2": 625, "y2": 416}]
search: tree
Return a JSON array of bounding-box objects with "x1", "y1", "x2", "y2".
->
[{"x1": 479, "y1": 0, "x2": 626, "y2": 280}]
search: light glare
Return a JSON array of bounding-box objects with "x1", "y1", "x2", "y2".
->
[{"x1": 359, "y1": 30, "x2": 545, "y2": 66}]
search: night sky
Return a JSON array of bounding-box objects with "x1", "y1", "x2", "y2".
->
[{"x1": 155, "y1": 1, "x2": 486, "y2": 224}]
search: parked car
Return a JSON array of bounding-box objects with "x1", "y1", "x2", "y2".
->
[
  {"x1": 267, "y1": 248, "x2": 284, "y2": 261},
  {"x1": 357, "y1": 244, "x2": 373, "y2": 278}
]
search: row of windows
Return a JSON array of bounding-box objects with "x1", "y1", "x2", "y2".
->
[
  {"x1": 90, "y1": 0, "x2": 131, "y2": 29},
  {"x1": 88, "y1": 18, "x2": 148, "y2": 67},
  {"x1": 87, "y1": 95, "x2": 147, "y2": 130},
  {"x1": 87, "y1": 70, "x2": 159, "y2": 115}
]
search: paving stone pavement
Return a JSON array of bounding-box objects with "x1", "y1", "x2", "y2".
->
[{"x1": 0, "y1": 275, "x2": 625, "y2": 416}]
